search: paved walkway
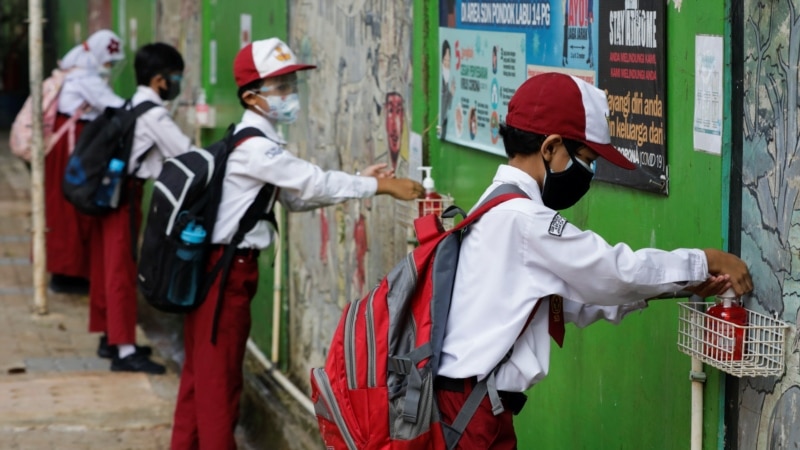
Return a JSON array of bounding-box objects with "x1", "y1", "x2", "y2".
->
[{"x1": 0, "y1": 133, "x2": 177, "y2": 449}]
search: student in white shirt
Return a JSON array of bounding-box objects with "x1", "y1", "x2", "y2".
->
[
  {"x1": 90, "y1": 43, "x2": 198, "y2": 374},
  {"x1": 169, "y1": 38, "x2": 424, "y2": 450},
  {"x1": 47, "y1": 29, "x2": 125, "y2": 294},
  {"x1": 435, "y1": 72, "x2": 753, "y2": 449}
]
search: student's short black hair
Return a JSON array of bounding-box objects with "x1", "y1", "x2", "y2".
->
[
  {"x1": 500, "y1": 124, "x2": 585, "y2": 160},
  {"x1": 237, "y1": 78, "x2": 263, "y2": 109},
  {"x1": 499, "y1": 124, "x2": 547, "y2": 159},
  {"x1": 134, "y1": 43, "x2": 185, "y2": 86}
]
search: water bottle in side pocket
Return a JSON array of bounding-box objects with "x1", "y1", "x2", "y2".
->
[{"x1": 167, "y1": 220, "x2": 207, "y2": 306}]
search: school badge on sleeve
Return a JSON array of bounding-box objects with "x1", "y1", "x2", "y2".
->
[{"x1": 548, "y1": 213, "x2": 567, "y2": 236}]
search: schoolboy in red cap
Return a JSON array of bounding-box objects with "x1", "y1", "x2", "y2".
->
[
  {"x1": 434, "y1": 72, "x2": 753, "y2": 448},
  {"x1": 170, "y1": 38, "x2": 423, "y2": 450}
]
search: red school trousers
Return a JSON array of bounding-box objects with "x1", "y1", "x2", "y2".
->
[
  {"x1": 171, "y1": 246, "x2": 259, "y2": 450},
  {"x1": 436, "y1": 379, "x2": 518, "y2": 450},
  {"x1": 44, "y1": 113, "x2": 93, "y2": 277},
  {"x1": 88, "y1": 181, "x2": 143, "y2": 344}
]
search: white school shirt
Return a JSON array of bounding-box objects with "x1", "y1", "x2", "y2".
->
[
  {"x1": 211, "y1": 110, "x2": 378, "y2": 248},
  {"x1": 128, "y1": 86, "x2": 197, "y2": 178},
  {"x1": 437, "y1": 165, "x2": 709, "y2": 392},
  {"x1": 57, "y1": 68, "x2": 125, "y2": 120}
]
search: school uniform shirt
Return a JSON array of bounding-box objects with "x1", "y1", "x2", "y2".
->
[
  {"x1": 211, "y1": 110, "x2": 378, "y2": 249},
  {"x1": 57, "y1": 68, "x2": 125, "y2": 120},
  {"x1": 129, "y1": 86, "x2": 197, "y2": 179},
  {"x1": 437, "y1": 164, "x2": 709, "y2": 392}
]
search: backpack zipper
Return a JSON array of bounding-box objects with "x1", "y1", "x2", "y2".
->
[
  {"x1": 344, "y1": 298, "x2": 362, "y2": 390},
  {"x1": 312, "y1": 368, "x2": 360, "y2": 450},
  {"x1": 365, "y1": 289, "x2": 377, "y2": 387}
]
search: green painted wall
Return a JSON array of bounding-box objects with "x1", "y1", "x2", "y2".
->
[
  {"x1": 415, "y1": 0, "x2": 728, "y2": 448},
  {"x1": 111, "y1": 0, "x2": 156, "y2": 98},
  {"x1": 199, "y1": 0, "x2": 288, "y2": 362},
  {"x1": 53, "y1": 0, "x2": 88, "y2": 61}
]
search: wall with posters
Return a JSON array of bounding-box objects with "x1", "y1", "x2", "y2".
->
[
  {"x1": 438, "y1": 0, "x2": 667, "y2": 194},
  {"x1": 422, "y1": 0, "x2": 730, "y2": 448}
]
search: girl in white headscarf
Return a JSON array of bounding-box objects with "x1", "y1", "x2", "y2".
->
[
  {"x1": 47, "y1": 29, "x2": 126, "y2": 294},
  {"x1": 57, "y1": 29, "x2": 126, "y2": 119}
]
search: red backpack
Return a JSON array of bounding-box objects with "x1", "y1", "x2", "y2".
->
[{"x1": 310, "y1": 185, "x2": 528, "y2": 450}]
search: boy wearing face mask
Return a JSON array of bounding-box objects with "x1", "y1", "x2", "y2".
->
[
  {"x1": 169, "y1": 38, "x2": 424, "y2": 450},
  {"x1": 47, "y1": 29, "x2": 126, "y2": 295},
  {"x1": 89, "y1": 42, "x2": 198, "y2": 374},
  {"x1": 434, "y1": 73, "x2": 753, "y2": 449}
]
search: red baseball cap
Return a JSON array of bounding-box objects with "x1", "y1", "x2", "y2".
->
[
  {"x1": 505, "y1": 73, "x2": 636, "y2": 170},
  {"x1": 233, "y1": 38, "x2": 316, "y2": 87}
]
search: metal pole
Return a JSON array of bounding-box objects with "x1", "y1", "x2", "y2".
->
[{"x1": 28, "y1": 0, "x2": 48, "y2": 315}]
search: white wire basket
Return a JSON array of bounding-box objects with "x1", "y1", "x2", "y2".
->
[
  {"x1": 395, "y1": 195, "x2": 456, "y2": 231},
  {"x1": 677, "y1": 302, "x2": 790, "y2": 377}
]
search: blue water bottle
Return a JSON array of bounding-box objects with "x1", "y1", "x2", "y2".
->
[
  {"x1": 167, "y1": 221, "x2": 207, "y2": 306},
  {"x1": 95, "y1": 158, "x2": 126, "y2": 208}
]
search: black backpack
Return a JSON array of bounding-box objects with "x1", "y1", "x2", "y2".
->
[
  {"x1": 62, "y1": 100, "x2": 157, "y2": 215},
  {"x1": 137, "y1": 125, "x2": 277, "y2": 340}
]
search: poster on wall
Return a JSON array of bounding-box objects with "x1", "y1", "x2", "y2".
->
[
  {"x1": 597, "y1": 0, "x2": 666, "y2": 194},
  {"x1": 439, "y1": 0, "x2": 667, "y2": 194},
  {"x1": 693, "y1": 35, "x2": 723, "y2": 155}
]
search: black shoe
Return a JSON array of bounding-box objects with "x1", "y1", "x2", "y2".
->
[
  {"x1": 49, "y1": 274, "x2": 90, "y2": 295},
  {"x1": 97, "y1": 335, "x2": 153, "y2": 359},
  {"x1": 111, "y1": 352, "x2": 166, "y2": 374}
]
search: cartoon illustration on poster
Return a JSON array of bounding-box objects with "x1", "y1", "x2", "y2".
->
[
  {"x1": 439, "y1": 0, "x2": 596, "y2": 157},
  {"x1": 439, "y1": 0, "x2": 666, "y2": 193},
  {"x1": 439, "y1": 28, "x2": 526, "y2": 155}
]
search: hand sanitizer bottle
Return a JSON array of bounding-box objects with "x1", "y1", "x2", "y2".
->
[{"x1": 418, "y1": 166, "x2": 442, "y2": 218}]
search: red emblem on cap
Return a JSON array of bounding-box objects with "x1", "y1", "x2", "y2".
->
[{"x1": 107, "y1": 39, "x2": 120, "y2": 55}]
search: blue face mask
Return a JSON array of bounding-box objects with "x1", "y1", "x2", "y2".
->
[{"x1": 257, "y1": 93, "x2": 300, "y2": 123}]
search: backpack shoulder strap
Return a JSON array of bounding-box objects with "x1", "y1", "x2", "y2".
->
[
  {"x1": 131, "y1": 100, "x2": 159, "y2": 117},
  {"x1": 440, "y1": 184, "x2": 531, "y2": 450},
  {"x1": 231, "y1": 126, "x2": 267, "y2": 146},
  {"x1": 450, "y1": 184, "x2": 529, "y2": 233},
  {"x1": 206, "y1": 126, "x2": 279, "y2": 344}
]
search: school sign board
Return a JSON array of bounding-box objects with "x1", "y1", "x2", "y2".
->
[{"x1": 438, "y1": 0, "x2": 667, "y2": 194}]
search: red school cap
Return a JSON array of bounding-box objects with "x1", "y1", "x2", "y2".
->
[
  {"x1": 505, "y1": 72, "x2": 635, "y2": 170},
  {"x1": 233, "y1": 38, "x2": 316, "y2": 87}
]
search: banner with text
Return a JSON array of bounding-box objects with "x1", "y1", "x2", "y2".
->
[
  {"x1": 439, "y1": 0, "x2": 666, "y2": 193},
  {"x1": 597, "y1": 0, "x2": 666, "y2": 193}
]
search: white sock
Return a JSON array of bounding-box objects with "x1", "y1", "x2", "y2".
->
[{"x1": 118, "y1": 344, "x2": 136, "y2": 359}]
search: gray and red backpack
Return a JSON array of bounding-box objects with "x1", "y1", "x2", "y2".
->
[{"x1": 311, "y1": 185, "x2": 529, "y2": 450}]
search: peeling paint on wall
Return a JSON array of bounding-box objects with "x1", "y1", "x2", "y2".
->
[
  {"x1": 285, "y1": 0, "x2": 414, "y2": 390},
  {"x1": 155, "y1": 0, "x2": 201, "y2": 139}
]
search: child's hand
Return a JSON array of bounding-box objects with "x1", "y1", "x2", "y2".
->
[
  {"x1": 686, "y1": 274, "x2": 732, "y2": 299},
  {"x1": 376, "y1": 178, "x2": 424, "y2": 200},
  {"x1": 360, "y1": 163, "x2": 395, "y2": 179},
  {"x1": 703, "y1": 249, "x2": 753, "y2": 296}
]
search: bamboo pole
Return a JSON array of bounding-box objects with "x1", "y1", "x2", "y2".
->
[{"x1": 28, "y1": 0, "x2": 48, "y2": 315}]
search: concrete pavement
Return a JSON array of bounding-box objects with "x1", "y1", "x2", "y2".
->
[{"x1": 0, "y1": 133, "x2": 177, "y2": 449}]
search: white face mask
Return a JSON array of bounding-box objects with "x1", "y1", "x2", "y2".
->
[
  {"x1": 255, "y1": 93, "x2": 300, "y2": 123},
  {"x1": 442, "y1": 68, "x2": 451, "y2": 81},
  {"x1": 97, "y1": 65, "x2": 112, "y2": 81}
]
